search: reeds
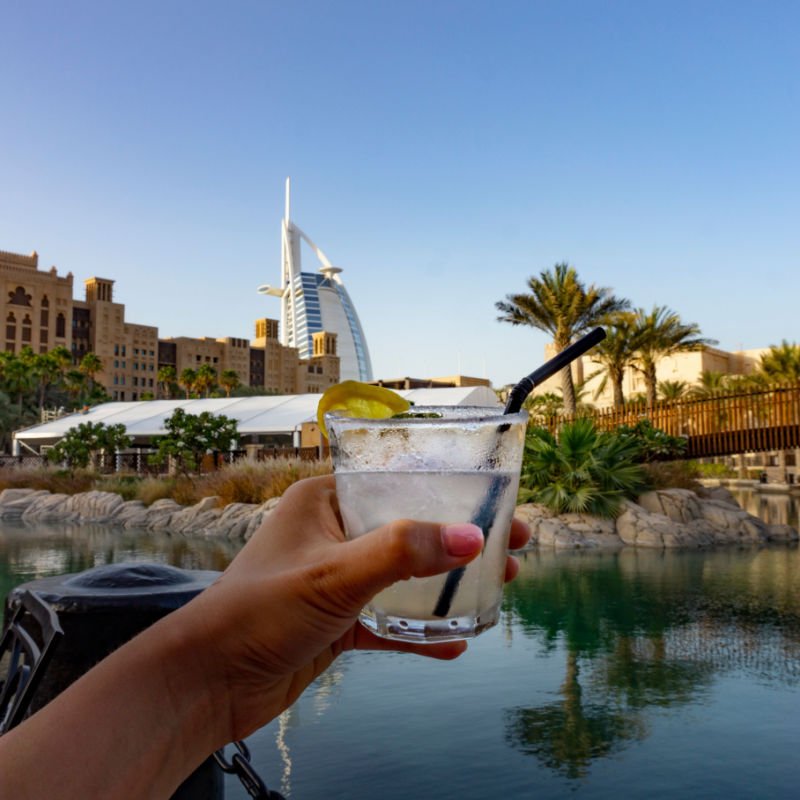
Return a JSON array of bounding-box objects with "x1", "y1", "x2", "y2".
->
[{"x1": 0, "y1": 458, "x2": 332, "y2": 508}]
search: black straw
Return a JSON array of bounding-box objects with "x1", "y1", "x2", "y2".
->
[
  {"x1": 503, "y1": 327, "x2": 607, "y2": 415},
  {"x1": 432, "y1": 326, "x2": 607, "y2": 619}
]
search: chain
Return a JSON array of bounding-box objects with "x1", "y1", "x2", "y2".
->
[{"x1": 214, "y1": 739, "x2": 286, "y2": 799}]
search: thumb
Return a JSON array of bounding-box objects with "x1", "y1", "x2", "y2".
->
[{"x1": 329, "y1": 520, "x2": 484, "y2": 610}]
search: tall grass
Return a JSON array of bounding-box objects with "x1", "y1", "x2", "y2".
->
[{"x1": 0, "y1": 458, "x2": 332, "y2": 508}]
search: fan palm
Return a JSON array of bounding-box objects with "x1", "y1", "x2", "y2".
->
[
  {"x1": 496, "y1": 264, "x2": 629, "y2": 415},
  {"x1": 519, "y1": 418, "x2": 648, "y2": 517},
  {"x1": 632, "y1": 306, "x2": 716, "y2": 408}
]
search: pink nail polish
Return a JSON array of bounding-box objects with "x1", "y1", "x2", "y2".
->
[{"x1": 443, "y1": 523, "x2": 483, "y2": 556}]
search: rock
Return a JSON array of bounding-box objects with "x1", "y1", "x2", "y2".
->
[
  {"x1": 767, "y1": 523, "x2": 800, "y2": 543},
  {"x1": 0, "y1": 490, "x2": 52, "y2": 519},
  {"x1": 703, "y1": 486, "x2": 740, "y2": 507}
]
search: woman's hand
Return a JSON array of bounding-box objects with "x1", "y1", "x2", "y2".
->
[{"x1": 187, "y1": 475, "x2": 530, "y2": 743}]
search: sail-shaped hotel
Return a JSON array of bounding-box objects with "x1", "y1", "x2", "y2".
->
[{"x1": 257, "y1": 180, "x2": 373, "y2": 382}]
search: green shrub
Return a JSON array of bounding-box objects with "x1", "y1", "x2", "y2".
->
[
  {"x1": 614, "y1": 418, "x2": 687, "y2": 462},
  {"x1": 641, "y1": 460, "x2": 702, "y2": 491},
  {"x1": 693, "y1": 461, "x2": 736, "y2": 479},
  {"x1": 519, "y1": 418, "x2": 648, "y2": 518}
]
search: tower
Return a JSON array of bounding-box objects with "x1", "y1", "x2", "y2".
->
[{"x1": 257, "y1": 179, "x2": 373, "y2": 382}]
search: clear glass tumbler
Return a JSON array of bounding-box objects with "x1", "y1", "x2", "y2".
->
[{"x1": 327, "y1": 406, "x2": 528, "y2": 642}]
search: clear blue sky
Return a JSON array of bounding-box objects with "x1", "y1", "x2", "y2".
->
[{"x1": 2, "y1": 0, "x2": 798, "y2": 386}]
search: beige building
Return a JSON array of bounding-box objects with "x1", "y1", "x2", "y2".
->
[
  {"x1": 82, "y1": 278, "x2": 159, "y2": 402},
  {"x1": 2, "y1": 250, "x2": 74, "y2": 356},
  {"x1": 250, "y1": 318, "x2": 340, "y2": 395},
  {"x1": 533, "y1": 343, "x2": 769, "y2": 407},
  {"x1": 2, "y1": 247, "x2": 342, "y2": 402}
]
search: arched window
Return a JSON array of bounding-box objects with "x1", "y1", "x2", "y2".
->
[
  {"x1": 41, "y1": 295, "x2": 50, "y2": 307},
  {"x1": 8, "y1": 286, "x2": 32, "y2": 306},
  {"x1": 5, "y1": 312, "x2": 16, "y2": 342},
  {"x1": 21, "y1": 314, "x2": 32, "y2": 342},
  {"x1": 56, "y1": 312, "x2": 66, "y2": 338}
]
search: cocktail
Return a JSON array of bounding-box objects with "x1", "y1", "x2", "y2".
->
[{"x1": 326, "y1": 406, "x2": 528, "y2": 643}]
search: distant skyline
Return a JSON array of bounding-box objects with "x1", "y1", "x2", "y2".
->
[{"x1": 3, "y1": 1, "x2": 798, "y2": 386}]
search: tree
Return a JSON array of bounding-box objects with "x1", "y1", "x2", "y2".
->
[
  {"x1": 47, "y1": 421, "x2": 132, "y2": 471},
  {"x1": 590, "y1": 312, "x2": 639, "y2": 408},
  {"x1": 33, "y1": 352, "x2": 61, "y2": 411},
  {"x1": 149, "y1": 408, "x2": 238, "y2": 475},
  {"x1": 657, "y1": 380, "x2": 689, "y2": 401},
  {"x1": 157, "y1": 366, "x2": 177, "y2": 399},
  {"x1": 758, "y1": 340, "x2": 800, "y2": 384},
  {"x1": 631, "y1": 306, "x2": 716, "y2": 409},
  {"x1": 2, "y1": 355, "x2": 35, "y2": 412},
  {"x1": 79, "y1": 352, "x2": 103, "y2": 393},
  {"x1": 688, "y1": 370, "x2": 730, "y2": 400},
  {"x1": 518, "y1": 418, "x2": 648, "y2": 517},
  {"x1": 179, "y1": 368, "x2": 197, "y2": 399},
  {"x1": 219, "y1": 369, "x2": 240, "y2": 398},
  {"x1": 194, "y1": 364, "x2": 217, "y2": 398},
  {"x1": 496, "y1": 264, "x2": 629, "y2": 415},
  {"x1": 62, "y1": 369, "x2": 87, "y2": 406}
]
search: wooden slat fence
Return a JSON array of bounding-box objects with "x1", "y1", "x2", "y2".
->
[{"x1": 537, "y1": 383, "x2": 800, "y2": 459}]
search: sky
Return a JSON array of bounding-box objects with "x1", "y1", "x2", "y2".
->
[{"x1": 2, "y1": 0, "x2": 799, "y2": 387}]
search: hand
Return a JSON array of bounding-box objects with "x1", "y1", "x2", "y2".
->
[{"x1": 186, "y1": 475, "x2": 530, "y2": 743}]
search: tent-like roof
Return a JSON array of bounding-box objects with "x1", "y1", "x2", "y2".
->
[{"x1": 13, "y1": 386, "x2": 501, "y2": 448}]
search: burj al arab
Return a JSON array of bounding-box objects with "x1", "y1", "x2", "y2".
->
[{"x1": 257, "y1": 179, "x2": 373, "y2": 382}]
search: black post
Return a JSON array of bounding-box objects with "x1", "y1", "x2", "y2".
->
[{"x1": 5, "y1": 563, "x2": 224, "y2": 799}]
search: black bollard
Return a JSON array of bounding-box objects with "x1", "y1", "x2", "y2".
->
[{"x1": 5, "y1": 562, "x2": 224, "y2": 799}]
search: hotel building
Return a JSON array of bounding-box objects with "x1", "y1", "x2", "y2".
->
[{"x1": 257, "y1": 179, "x2": 373, "y2": 382}]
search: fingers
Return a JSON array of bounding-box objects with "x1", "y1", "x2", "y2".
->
[
  {"x1": 321, "y1": 520, "x2": 484, "y2": 611},
  {"x1": 508, "y1": 517, "x2": 531, "y2": 551}
]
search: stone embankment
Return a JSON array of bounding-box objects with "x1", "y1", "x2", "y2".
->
[
  {"x1": 1, "y1": 485, "x2": 798, "y2": 548},
  {"x1": 0, "y1": 488, "x2": 280, "y2": 540},
  {"x1": 515, "y1": 485, "x2": 798, "y2": 549}
]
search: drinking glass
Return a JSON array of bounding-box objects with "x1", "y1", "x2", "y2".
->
[{"x1": 327, "y1": 406, "x2": 528, "y2": 642}]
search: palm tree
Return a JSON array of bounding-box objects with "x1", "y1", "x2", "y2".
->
[
  {"x1": 49, "y1": 345, "x2": 73, "y2": 374},
  {"x1": 62, "y1": 369, "x2": 87, "y2": 406},
  {"x1": 3, "y1": 356, "x2": 35, "y2": 412},
  {"x1": 688, "y1": 370, "x2": 730, "y2": 400},
  {"x1": 33, "y1": 352, "x2": 61, "y2": 411},
  {"x1": 657, "y1": 380, "x2": 689, "y2": 401},
  {"x1": 219, "y1": 369, "x2": 240, "y2": 397},
  {"x1": 157, "y1": 365, "x2": 177, "y2": 399},
  {"x1": 589, "y1": 311, "x2": 639, "y2": 408},
  {"x1": 496, "y1": 263, "x2": 629, "y2": 415},
  {"x1": 194, "y1": 364, "x2": 217, "y2": 398},
  {"x1": 179, "y1": 368, "x2": 197, "y2": 399},
  {"x1": 758, "y1": 340, "x2": 800, "y2": 384},
  {"x1": 631, "y1": 306, "x2": 716, "y2": 408},
  {"x1": 79, "y1": 352, "x2": 103, "y2": 394}
]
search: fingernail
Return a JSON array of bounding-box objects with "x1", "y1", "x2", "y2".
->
[{"x1": 442, "y1": 523, "x2": 483, "y2": 556}]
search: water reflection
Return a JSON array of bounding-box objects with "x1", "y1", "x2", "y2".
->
[
  {"x1": 502, "y1": 548, "x2": 800, "y2": 779},
  {"x1": 0, "y1": 520, "x2": 240, "y2": 602},
  {"x1": 730, "y1": 488, "x2": 800, "y2": 528}
]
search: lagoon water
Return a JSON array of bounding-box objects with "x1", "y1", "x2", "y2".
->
[{"x1": 1, "y1": 520, "x2": 799, "y2": 799}]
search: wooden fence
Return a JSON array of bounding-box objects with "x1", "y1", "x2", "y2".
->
[{"x1": 538, "y1": 383, "x2": 800, "y2": 459}]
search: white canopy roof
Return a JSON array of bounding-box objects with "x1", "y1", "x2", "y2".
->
[{"x1": 13, "y1": 386, "x2": 501, "y2": 446}]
